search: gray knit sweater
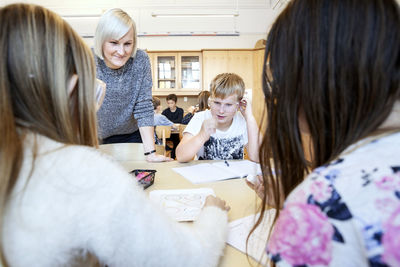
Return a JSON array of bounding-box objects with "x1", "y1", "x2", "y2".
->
[{"x1": 95, "y1": 50, "x2": 154, "y2": 139}]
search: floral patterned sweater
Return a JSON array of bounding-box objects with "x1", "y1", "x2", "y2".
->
[{"x1": 267, "y1": 132, "x2": 400, "y2": 267}]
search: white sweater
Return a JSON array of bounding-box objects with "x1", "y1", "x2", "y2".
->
[{"x1": 3, "y1": 134, "x2": 228, "y2": 266}]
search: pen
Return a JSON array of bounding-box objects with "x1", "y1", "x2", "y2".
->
[{"x1": 224, "y1": 160, "x2": 229, "y2": 167}]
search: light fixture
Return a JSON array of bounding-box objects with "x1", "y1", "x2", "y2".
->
[
  {"x1": 61, "y1": 14, "x2": 101, "y2": 18},
  {"x1": 151, "y1": 11, "x2": 239, "y2": 18},
  {"x1": 272, "y1": 0, "x2": 290, "y2": 9},
  {"x1": 138, "y1": 31, "x2": 240, "y2": 37}
]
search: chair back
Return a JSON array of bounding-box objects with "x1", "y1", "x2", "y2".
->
[
  {"x1": 179, "y1": 124, "x2": 187, "y2": 140},
  {"x1": 98, "y1": 143, "x2": 146, "y2": 161},
  {"x1": 155, "y1": 125, "x2": 172, "y2": 139},
  {"x1": 155, "y1": 126, "x2": 172, "y2": 157}
]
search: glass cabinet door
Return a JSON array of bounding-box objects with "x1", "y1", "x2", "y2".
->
[
  {"x1": 156, "y1": 56, "x2": 176, "y2": 89},
  {"x1": 180, "y1": 55, "x2": 201, "y2": 89}
]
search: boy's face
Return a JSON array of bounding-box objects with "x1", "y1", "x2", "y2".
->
[
  {"x1": 167, "y1": 100, "x2": 176, "y2": 109},
  {"x1": 209, "y1": 94, "x2": 239, "y2": 125}
]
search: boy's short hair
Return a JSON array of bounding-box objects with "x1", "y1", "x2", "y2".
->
[
  {"x1": 166, "y1": 94, "x2": 177, "y2": 103},
  {"x1": 210, "y1": 73, "x2": 245, "y2": 101},
  {"x1": 152, "y1": 96, "x2": 161, "y2": 110}
]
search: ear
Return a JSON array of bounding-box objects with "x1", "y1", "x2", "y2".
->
[{"x1": 67, "y1": 74, "x2": 78, "y2": 96}]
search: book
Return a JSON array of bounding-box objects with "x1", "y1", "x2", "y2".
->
[
  {"x1": 149, "y1": 188, "x2": 215, "y2": 222},
  {"x1": 172, "y1": 160, "x2": 261, "y2": 184}
]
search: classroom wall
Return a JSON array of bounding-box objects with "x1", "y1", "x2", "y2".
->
[{"x1": 0, "y1": 0, "x2": 281, "y2": 51}]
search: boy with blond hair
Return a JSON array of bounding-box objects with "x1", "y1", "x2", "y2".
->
[{"x1": 176, "y1": 73, "x2": 260, "y2": 162}]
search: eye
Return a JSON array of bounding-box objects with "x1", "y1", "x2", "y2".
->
[
  {"x1": 110, "y1": 41, "x2": 118, "y2": 45},
  {"x1": 124, "y1": 42, "x2": 132, "y2": 46},
  {"x1": 225, "y1": 104, "x2": 233, "y2": 107}
]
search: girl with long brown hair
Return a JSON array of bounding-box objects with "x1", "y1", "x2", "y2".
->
[
  {"x1": 0, "y1": 4, "x2": 230, "y2": 266},
  {"x1": 250, "y1": 0, "x2": 400, "y2": 266}
]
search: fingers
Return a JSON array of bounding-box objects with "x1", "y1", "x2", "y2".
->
[
  {"x1": 204, "y1": 195, "x2": 230, "y2": 211},
  {"x1": 245, "y1": 179, "x2": 255, "y2": 190},
  {"x1": 200, "y1": 117, "x2": 217, "y2": 138},
  {"x1": 146, "y1": 154, "x2": 173, "y2": 162}
]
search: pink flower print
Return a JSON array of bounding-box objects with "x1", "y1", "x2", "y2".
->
[
  {"x1": 291, "y1": 189, "x2": 308, "y2": 203},
  {"x1": 310, "y1": 181, "x2": 333, "y2": 203},
  {"x1": 382, "y1": 206, "x2": 400, "y2": 266},
  {"x1": 375, "y1": 173, "x2": 400, "y2": 191},
  {"x1": 375, "y1": 198, "x2": 398, "y2": 218},
  {"x1": 267, "y1": 202, "x2": 334, "y2": 265}
]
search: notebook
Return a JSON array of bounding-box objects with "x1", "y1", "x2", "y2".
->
[
  {"x1": 227, "y1": 210, "x2": 276, "y2": 266},
  {"x1": 173, "y1": 160, "x2": 261, "y2": 184}
]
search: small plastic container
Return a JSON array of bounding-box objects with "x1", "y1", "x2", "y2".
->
[{"x1": 130, "y1": 169, "x2": 156, "y2": 189}]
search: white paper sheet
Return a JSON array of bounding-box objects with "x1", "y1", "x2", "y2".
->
[
  {"x1": 172, "y1": 160, "x2": 261, "y2": 184},
  {"x1": 227, "y1": 209, "x2": 276, "y2": 266},
  {"x1": 149, "y1": 188, "x2": 215, "y2": 221}
]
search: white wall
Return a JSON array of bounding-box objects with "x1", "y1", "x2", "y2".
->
[{"x1": 1, "y1": 0, "x2": 281, "y2": 50}]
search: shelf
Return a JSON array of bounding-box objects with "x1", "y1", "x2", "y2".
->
[{"x1": 152, "y1": 89, "x2": 203, "y2": 96}]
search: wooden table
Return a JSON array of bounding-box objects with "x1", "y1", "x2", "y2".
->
[{"x1": 118, "y1": 160, "x2": 260, "y2": 267}]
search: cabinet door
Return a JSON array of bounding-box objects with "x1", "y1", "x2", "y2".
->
[
  {"x1": 147, "y1": 52, "x2": 156, "y2": 88},
  {"x1": 202, "y1": 51, "x2": 228, "y2": 90},
  {"x1": 227, "y1": 51, "x2": 254, "y2": 89},
  {"x1": 179, "y1": 52, "x2": 202, "y2": 90},
  {"x1": 154, "y1": 53, "x2": 177, "y2": 90}
]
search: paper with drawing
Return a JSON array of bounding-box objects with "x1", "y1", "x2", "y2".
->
[{"x1": 149, "y1": 188, "x2": 215, "y2": 221}]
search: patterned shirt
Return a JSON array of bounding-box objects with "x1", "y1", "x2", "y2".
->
[
  {"x1": 267, "y1": 132, "x2": 400, "y2": 267},
  {"x1": 183, "y1": 110, "x2": 248, "y2": 160}
]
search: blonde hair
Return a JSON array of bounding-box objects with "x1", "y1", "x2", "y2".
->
[
  {"x1": 0, "y1": 4, "x2": 98, "y2": 265},
  {"x1": 94, "y1": 8, "x2": 137, "y2": 60},
  {"x1": 210, "y1": 73, "x2": 245, "y2": 101}
]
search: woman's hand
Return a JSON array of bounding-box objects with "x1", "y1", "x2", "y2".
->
[
  {"x1": 204, "y1": 195, "x2": 230, "y2": 211},
  {"x1": 245, "y1": 174, "x2": 265, "y2": 199},
  {"x1": 146, "y1": 153, "x2": 173, "y2": 162}
]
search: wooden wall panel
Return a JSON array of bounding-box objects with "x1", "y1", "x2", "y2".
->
[{"x1": 202, "y1": 51, "x2": 228, "y2": 90}]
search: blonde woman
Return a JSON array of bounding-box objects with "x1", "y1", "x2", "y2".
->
[
  {"x1": 0, "y1": 4, "x2": 229, "y2": 266},
  {"x1": 94, "y1": 8, "x2": 171, "y2": 162}
]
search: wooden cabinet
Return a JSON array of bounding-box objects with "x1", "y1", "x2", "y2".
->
[
  {"x1": 202, "y1": 50, "x2": 253, "y2": 90},
  {"x1": 148, "y1": 51, "x2": 202, "y2": 95},
  {"x1": 252, "y1": 48, "x2": 267, "y2": 132}
]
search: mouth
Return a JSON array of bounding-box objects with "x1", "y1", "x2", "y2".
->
[{"x1": 216, "y1": 115, "x2": 226, "y2": 120}]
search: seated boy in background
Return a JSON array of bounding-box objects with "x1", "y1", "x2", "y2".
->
[
  {"x1": 176, "y1": 73, "x2": 260, "y2": 162},
  {"x1": 153, "y1": 96, "x2": 174, "y2": 127},
  {"x1": 162, "y1": 93, "x2": 184, "y2": 123}
]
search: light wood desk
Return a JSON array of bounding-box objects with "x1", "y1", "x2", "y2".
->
[{"x1": 118, "y1": 160, "x2": 261, "y2": 267}]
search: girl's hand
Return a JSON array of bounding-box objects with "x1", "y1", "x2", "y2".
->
[
  {"x1": 245, "y1": 174, "x2": 264, "y2": 199},
  {"x1": 146, "y1": 153, "x2": 173, "y2": 162},
  {"x1": 204, "y1": 195, "x2": 230, "y2": 211}
]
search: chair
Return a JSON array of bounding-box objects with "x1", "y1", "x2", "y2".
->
[
  {"x1": 98, "y1": 143, "x2": 146, "y2": 161},
  {"x1": 179, "y1": 124, "x2": 187, "y2": 140},
  {"x1": 155, "y1": 126, "x2": 172, "y2": 157}
]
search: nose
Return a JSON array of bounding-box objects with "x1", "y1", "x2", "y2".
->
[
  {"x1": 218, "y1": 104, "x2": 225, "y2": 114},
  {"x1": 116, "y1": 44, "x2": 124, "y2": 55}
]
